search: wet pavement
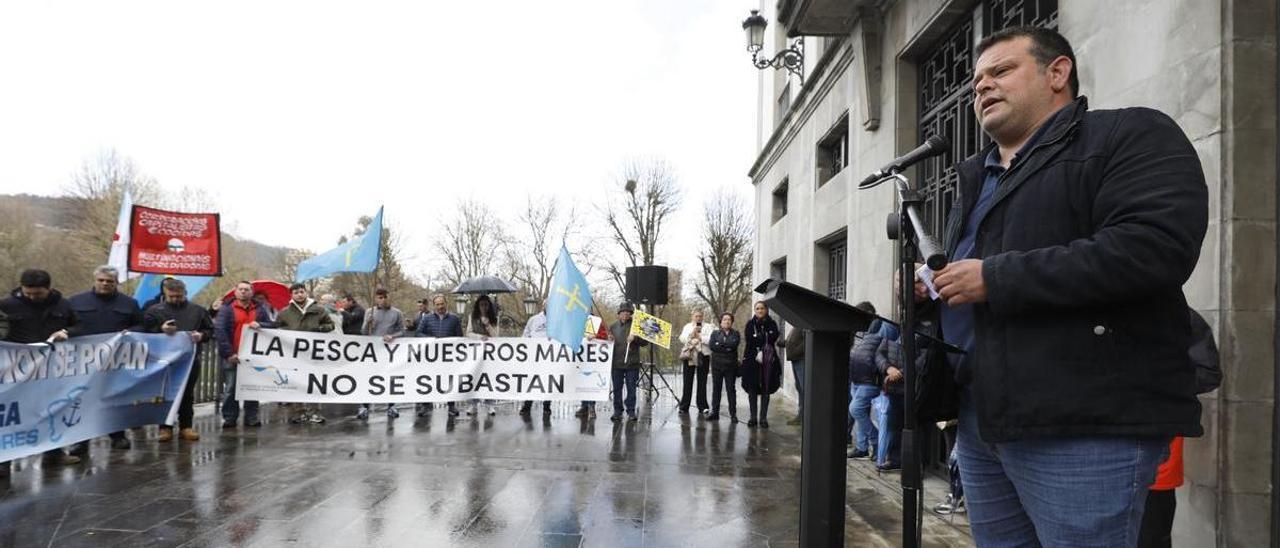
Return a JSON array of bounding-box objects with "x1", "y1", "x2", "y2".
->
[{"x1": 0, "y1": 385, "x2": 974, "y2": 547}]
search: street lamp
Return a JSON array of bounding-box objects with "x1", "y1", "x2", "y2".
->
[
  {"x1": 523, "y1": 297, "x2": 538, "y2": 316},
  {"x1": 454, "y1": 297, "x2": 468, "y2": 316},
  {"x1": 742, "y1": 10, "x2": 805, "y2": 84}
]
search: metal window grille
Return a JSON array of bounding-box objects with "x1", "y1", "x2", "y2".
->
[
  {"x1": 827, "y1": 239, "x2": 847, "y2": 301},
  {"x1": 917, "y1": 0, "x2": 1059, "y2": 234}
]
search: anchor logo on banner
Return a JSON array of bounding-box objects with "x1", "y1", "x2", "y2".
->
[{"x1": 45, "y1": 385, "x2": 89, "y2": 443}]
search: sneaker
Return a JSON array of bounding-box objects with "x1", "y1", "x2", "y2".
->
[
  {"x1": 610, "y1": 414, "x2": 622, "y2": 422},
  {"x1": 877, "y1": 463, "x2": 902, "y2": 473},
  {"x1": 416, "y1": 404, "x2": 431, "y2": 418},
  {"x1": 447, "y1": 405, "x2": 460, "y2": 417},
  {"x1": 486, "y1": 405, "x2": 496, "y2": 416},
  {"x1": 627, "y1": 413, "x2": 638, "y2": 422},
  {"x1": 222, "y1": 419, "x2": 237, "y2": 428},
  {"x1": 356, "y1": 407, "x2": 369, "y2": 421},
  {"x1": 760, "y1": 420, "x2": 769, "y2": 429},
  {"x1": 933, "y1": 495, "x2": 965, "y2": 515},
  {"x1": 847, "y1": 448, "x2": 869, "y2": 459},
  {"x1": 157, "y1": 426, "x2": 174, "y2": 442},
  {"x1": 110, "y1": 436, "x2": 132, "y2": 450},
  {"x1": 179, "y1": 428, "x2": 200, "y2": 442},
  {"x1": 707, "y1": 413, "x2": 720, "y2": 421},
  {"x1": 386, "y1": 406, "x2": 400, "y2": 419},
  {"x1": 309, "y1": 413, "x2": 327, "y2": 424},
  {"x1": 747, "y1": 419, "x2": 758, "y2": 428},
  {"x1": 246, "y1": 419, "x2": 262, "y2": 427}
]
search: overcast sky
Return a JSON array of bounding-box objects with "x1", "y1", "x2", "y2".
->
[{"x1": 0, "y1": 0, "x2": 762, "y2": 288}]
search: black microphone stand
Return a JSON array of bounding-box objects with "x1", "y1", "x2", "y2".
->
[{"x1": 879, "y1": 173, "x2": 948, "y2": 548}]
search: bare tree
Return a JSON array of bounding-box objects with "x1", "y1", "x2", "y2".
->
[
  {"x1": 435, "y1": 199, "x2": 503, "y2": 288},
  {"x1": 496, "y1": 195, "x2": 585, "y2": 323},
  {"x1": 694, "y1": 189, "x2": 754, "y2": 320},
  {"x1": 599, "y1": 158, "x2": 682, "y2": 297}
]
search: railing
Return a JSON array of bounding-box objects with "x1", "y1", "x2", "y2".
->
[{"x1": 191, "y1": 342, "x2": 222, "y2": 408}]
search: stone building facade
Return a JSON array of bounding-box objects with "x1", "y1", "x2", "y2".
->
[{"x1": 746, "y1": 0, "x2": 1276, "y2": 545}]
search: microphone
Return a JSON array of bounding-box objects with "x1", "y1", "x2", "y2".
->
[{"x1": 857, "y1": 136, "x2": 949, "y2": 189}]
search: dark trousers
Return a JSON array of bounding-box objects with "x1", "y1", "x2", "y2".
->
[
  {"x1": 748, "y1": 393, "x2": 771, "y2": 422},
  {"x1": 520, "y1": 400, "x2": 551, "y2": 413},
  {"x1": 680, "y1": 355, "x2": 710, "y2": 411},
  {"x1": 221, "y1": 364, "x2": 259, "y2": 423},
  {"x1": 711, "y1": 367, "x2": 737, "y2": 416},
  {"x1": 1137, "y1": 489, "x2": 1176, "y2": 548},
  {"x1": 883, "y1": 392, "x2": 904, "y2": 467},
  {"x1": 177, "y1": 358, "x2": 200, "y2": 429},
  {"x1": 611, "y1": 368, "x2": 639, "y2": 415}
]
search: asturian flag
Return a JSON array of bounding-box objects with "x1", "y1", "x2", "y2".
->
[
  {"x1": 295, "y1": 206, "x2": 383, "y2": 282},
  {"x1": 106, "y1": 188, "x2": 133, "y2": 282},
  {"x1": 546, "y1": 246, "x2": 593, "y2": 353}
]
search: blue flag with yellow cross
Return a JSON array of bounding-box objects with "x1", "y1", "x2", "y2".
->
[{"x1": 547, "y1": 246, "x2": 593, "y2": 352}]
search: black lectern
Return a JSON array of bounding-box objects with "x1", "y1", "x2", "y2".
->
[{"x1": 756, "y1": 279, "x2": 876, "y2": 548}]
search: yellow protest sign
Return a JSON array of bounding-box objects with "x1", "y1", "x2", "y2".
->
[{"x1": 630, "y1": 309, "x2": 672, "y2": 349}]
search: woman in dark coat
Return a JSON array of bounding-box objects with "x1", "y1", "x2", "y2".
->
[
  {"x1": 707, "y1": 312, "x2": 741, "y2": 422},
  {"x1": 741, "y1": 301, "x2": 782, "y2": 428}
]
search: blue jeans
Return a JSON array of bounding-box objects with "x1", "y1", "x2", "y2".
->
[
  {"x1": 221, "y1": 362, "x2": 259, "y2": 423},
  {"x1": 876, "y1": 392, "x2": 903, "y2": 466},
  {"x1": 849, "y1": 383, "x2": 880, "y2": 453},
  {"x1": 956, "y1": 397, "x2": 1168, "y2": 547},
  {"x1": 611, "y1": 368, "x2": 639, "y2": 415},
  {"x1": 791, "y1": 359, "x2": 805, "y2": 416}
]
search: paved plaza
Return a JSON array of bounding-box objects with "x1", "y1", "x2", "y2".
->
[{"x1": 0, "y1": 388, "x2": 974, "y2": 547}]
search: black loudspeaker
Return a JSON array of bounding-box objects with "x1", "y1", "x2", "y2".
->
[{"x1": 625, "y1": 265, "x2": 669, "y2": 305}]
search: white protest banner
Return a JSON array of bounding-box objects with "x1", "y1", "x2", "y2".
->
[{"x1": 236, "y1": 329, "x2": 614, "y2": 403}]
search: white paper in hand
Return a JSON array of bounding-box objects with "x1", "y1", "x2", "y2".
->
[{"x1": 915, "y1": 265, "x2": 941, "y2": 301}]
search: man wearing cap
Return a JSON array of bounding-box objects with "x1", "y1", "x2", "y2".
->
[{"x1": 608, "y1": 304, "x2": 647, "y2": 422}]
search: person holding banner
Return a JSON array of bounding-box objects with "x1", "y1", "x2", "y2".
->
[
  {"x1": 358, "y1": 288, "x2": 405, "y2": 421},
  {"x1": 216, "y1": 281, "x2": 273, "y2": 429},
  {"x1": 0, "y1": 269, "x2": 82, "y2": 474},
  {"x1": 417, "y1": 294, "x2": 465, "y2": 418},
  {"x1": 608, "y1": 304, "x2": 647, "y2": 422},
  {"x1": 741, "y1": 302, "x2": 782, "y2": 429},
  {"x1": 466, "y1": 295, "x2": 501, "y2": 417},
  {"x1": 142, "y1": 278, "x2": 214, "y2": 442},
  {"x1": 275, "y1": 283, "x2": 335, "y2": 423},
  {"x1": 67, "y1": 265, "x2": 144, "y2": 452},
  {"x1": 707, "y1": 311, "x2": 741, "y2": 423},
  {"x1": 520, "y1": 300, "x2": 552, "y2": 418},
  {"x1": 677, "y1": 310, "x2": 711, "y2": 415}
]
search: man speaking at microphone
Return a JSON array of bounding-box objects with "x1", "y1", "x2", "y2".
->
[{"x1": 922, "y1": 26, "x2": 1206, "y2": 546}]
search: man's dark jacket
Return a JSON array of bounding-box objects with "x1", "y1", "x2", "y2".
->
[
  {"x1": 933, "y1": 97, "x2": 1207, "y2": 443},
  {"x1": 341, "y1": 303, "x2": 365, "y2": 335},
  {"x1": 215, "y1": 300, "x2": 275, "y2": 360},
  {"x1": 0, "y1": 288, "x2": 77, "y2": 343},
  {"x1": 67, "y1": 290, "x2": 142, "y2": 335},
  {"x1": 143, "y1": 300, "x2": 214, "y2": 342}
]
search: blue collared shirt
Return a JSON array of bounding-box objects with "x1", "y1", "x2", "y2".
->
[{"x1": 940, "y1": 107, "x2": 1066, "y2": 371}]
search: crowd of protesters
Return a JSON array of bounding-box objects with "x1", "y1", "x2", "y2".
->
[{"x1": 0, "y1": 265, "x2": 745, "y2": 479}]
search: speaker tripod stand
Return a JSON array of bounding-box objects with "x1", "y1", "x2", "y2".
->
[{"x1": 641, "y1": 342, "x2": 680, "y2": 402}]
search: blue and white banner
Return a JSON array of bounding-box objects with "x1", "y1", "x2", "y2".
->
[
  {"x1": 237, "y1": 329, "x2": 613, "y2": 403},
  {"x1": 0, "y1": 333, "x2": 196, "y2": 462}
]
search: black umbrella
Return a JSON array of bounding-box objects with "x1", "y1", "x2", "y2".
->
[{"x1": 451, "y1": 275, "x2": 519, "y2": 295}]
